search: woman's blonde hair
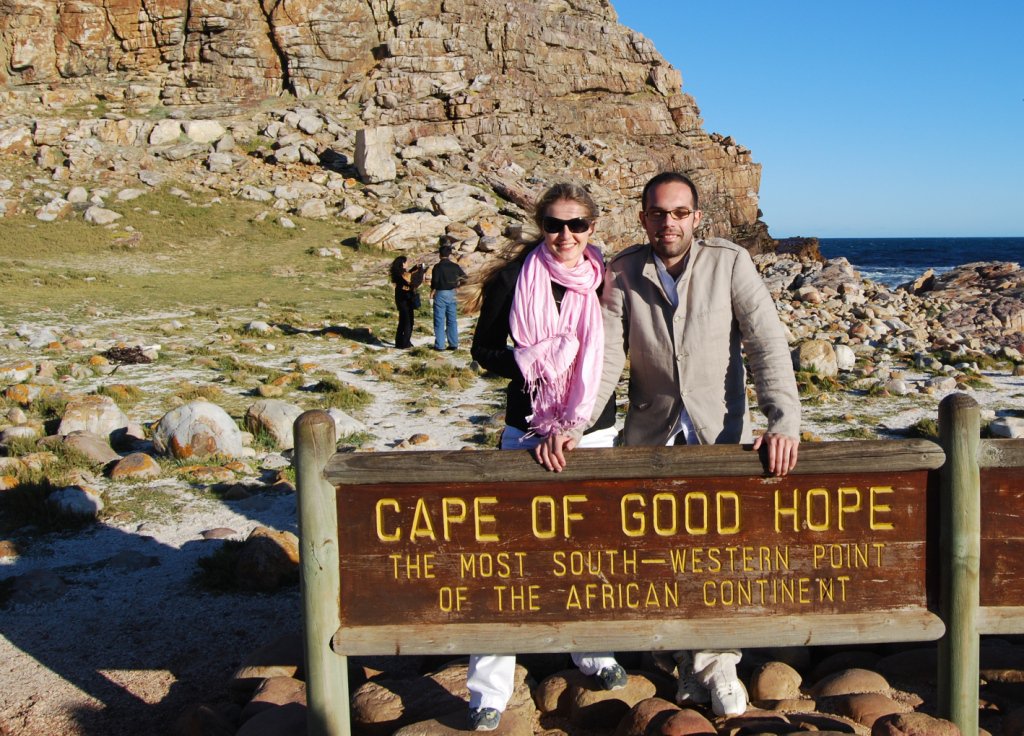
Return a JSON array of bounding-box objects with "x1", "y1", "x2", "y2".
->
[{"x1": 460, "y1": 182, "x2": 599, "y2": 314}]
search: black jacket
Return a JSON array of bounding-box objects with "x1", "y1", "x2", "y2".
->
[{"x1": 470, "y1": 258, "x2": 616, "y2": 434}]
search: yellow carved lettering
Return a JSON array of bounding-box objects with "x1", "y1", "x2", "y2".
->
[{"x1": 375, "y1": 498, "x2": 401, "y2": 541}]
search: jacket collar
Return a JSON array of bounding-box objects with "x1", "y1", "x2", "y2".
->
[{"x1": 641, "y1": 239, "x2": 703, "y2": 302}]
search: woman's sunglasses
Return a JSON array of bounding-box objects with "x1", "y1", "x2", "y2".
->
[{"x1": 542, "y1": 216, "x2": 591, "y2": 234}]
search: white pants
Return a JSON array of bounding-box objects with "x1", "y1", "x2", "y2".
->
[
  {"x1": 666, "y1": 431, "x2": 743, "y2": 681},
  {"x1": 689, "y1": 649, "x2": 742, "y2": 683},
  {"x1": 467, "y1": 425, "x2": 620, "y2": 711}
]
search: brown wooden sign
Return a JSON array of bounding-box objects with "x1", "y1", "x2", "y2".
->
[
  {"x1": 336, "y1": 470, "x2": 931, "y2": 628},
  {"x1": 980, "y1": 467, "x2": 1024, "y2": 607}
]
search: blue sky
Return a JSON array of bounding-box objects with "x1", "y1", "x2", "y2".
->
[{"x1": 614, "y1": 2, "x2": 1023, "y2": 238}]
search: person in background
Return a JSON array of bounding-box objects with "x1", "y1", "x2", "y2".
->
[
  {"x1": 535, "y1": 171, "x2": 802, "y2": 717},
  {"x1": 389, "y1": 255, "x2": 424, "y2": 349},
  {"x1": 464, "y1": 182, "x2": 627, "y2": 731},
  {"x1": 430, "y1": 239, "x2": 468, "y2": 350}
]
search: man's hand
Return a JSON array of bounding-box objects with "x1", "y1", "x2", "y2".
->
[
  {"x1": 752, "y1": 432, "x2": 799, "y2": 477},
  {"x1": 533, "y1": 434, "x2": 577, "y2": 472}
]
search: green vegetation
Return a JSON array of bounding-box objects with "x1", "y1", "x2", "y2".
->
[
  {"x1": 394, "y1": 355, "x2": 477, "y2": 390},
  {"x1": 795, "y1": 369, "x2": 842, "y2": 397},
  {"x1": 309, "y1": 374, "x2": 373, "y2": 412},
  {"x1": 907, "y1": 417, "x2": 939, "y2": 440},
  {"x1": 836, "y1": 426, "x2": 879, "y2": 440},
  {"x1": 338, "y1": 430, "x2": 376, "y2": 448},
  {"x1": 97, "y1": 383, "x2": 145, "y2": 408},
  {"x1": 0, "y1": 189, "x2": 381, "y2": 318},
  {"x1": 195, "y1": 540, "x2": 246, "y2": 591},
  {"x1": 0, "y1": 442, "x2": 109, "y2": 533}
]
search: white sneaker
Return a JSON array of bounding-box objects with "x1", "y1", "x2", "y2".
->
[
  {"x1": 707, "y1": 666, "x2": 747, "y2": 716},
  {"x1": 673, "y1": 651, "x2": 710, "y2": 705},
  {"x1": 693, "y1": 652, "x2": 747, "y2": 716}
]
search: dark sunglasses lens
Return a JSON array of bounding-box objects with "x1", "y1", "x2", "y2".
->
[{"x1": 543, "y1": 217, "x2": 589, "y2": 234}]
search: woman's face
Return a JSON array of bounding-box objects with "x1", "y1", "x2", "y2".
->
[{"x1": 541, "y1": 199, "x2": 594, "y2": 266}]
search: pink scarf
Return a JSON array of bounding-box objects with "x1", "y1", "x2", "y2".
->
[{"x1": 510, "y1": 242, "x2": 604, "y2": 436}]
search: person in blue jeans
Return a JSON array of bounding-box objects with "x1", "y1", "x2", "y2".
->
[{"x1": 429, "y1": 240, "x2": 467, "y2": 350}]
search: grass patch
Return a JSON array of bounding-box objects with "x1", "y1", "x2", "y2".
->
[
  {"x1": 97, "y1": 383, "x2": 145, "y2": 408},
  {"x1": 173, "y1": 382, "x2": 225, "y2": 403},
  {"x1": 836, "y1": 426, "x2": 879, "y2": 440},
  {"x1": 0, "y1": 441, "x2": 108, "y2": 532},
  {"x1": 795, "y1": 370, "x2": 842, "y2": 396},
  {"x1": 309, "y1": 375, "x2": 373, "y2": 412},
  {"x1": 350, "y1": 354, "x2": 397, "y2": 381},
  {"x1": 907, "y1": 417, "x2": 939, "y2": 440},
  {"x1": 195, "y1": 540, "x2": 246, "y2": 591},
  {"x1": 959, "y1": 374, "x2": 995, "y2": 389},
  {"x1": 338, "y1": 430, "x2": 376, "y2": 448},
  {"x1": 33, "y1": 392, "x2": 70, "y2": 423},
  {"x1": 461, "y1": 428, "x2": 503, "y2": 448},
  {"x1": 0, "y1": 189, "x2": 379, "y2": 319},
  {"x1": 395, "y1": 358, "x2": 477, "y2": 390}
]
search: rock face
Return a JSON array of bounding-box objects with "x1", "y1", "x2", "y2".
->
[{"x1": 0, "y1": 0, "x2": 767, "y2": 248}]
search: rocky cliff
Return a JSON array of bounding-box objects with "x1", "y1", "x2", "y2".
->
[{"x1": 0, "y1": 0, "x2": 771, "y2": 249}]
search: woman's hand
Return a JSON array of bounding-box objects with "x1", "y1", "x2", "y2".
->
[{"x1": 533, "y1": 433, "x2": 577, "y2": 472}]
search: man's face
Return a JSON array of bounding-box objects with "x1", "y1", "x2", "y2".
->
[{"x1": 639, "y1": 181, "x2": 703, "y2": 266}]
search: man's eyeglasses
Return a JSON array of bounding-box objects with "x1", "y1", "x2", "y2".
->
[
  {"x1": 643, "y1": 208, "x2": 695, "y2": 221},
  {"x1": 542, "y1": 216, "x2": 592, "y2": 234}
]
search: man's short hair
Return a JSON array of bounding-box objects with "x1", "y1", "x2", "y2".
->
[
  {"x1": 641, "y1": 172, "x2": 700, "y2": 210},
  {"x1": 439, "y1": 243, "x2": 453, "y2": 258}
]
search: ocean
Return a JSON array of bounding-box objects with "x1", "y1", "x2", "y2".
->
[{"x1": 818, "y1": 237, "x2": 1024, "y2": 289}]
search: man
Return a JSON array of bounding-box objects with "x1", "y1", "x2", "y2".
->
[
  {"x1": 536, "y1": 171, "x2": 801, "y2": 716},
  {"x1": 430, "y1": 240, "x2": 467, "y2": 350}
]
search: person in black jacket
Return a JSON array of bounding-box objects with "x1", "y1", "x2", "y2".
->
[
  {"x1": 389, "y1": 255, "x2": 424, "y2": 349},
  {"x1": 463, "y1": 182, "x2": 626, "y2": 731},
  {"x1": 429, "y1": 240, "x2": 467, "y2": 350}
]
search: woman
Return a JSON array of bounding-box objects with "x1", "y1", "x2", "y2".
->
[
  {"x1": 465, "y1": 182, "x2": 626, "y2": 731},
  {"x1": 389, "y1": 255, "x2": 424, "y2": 348}
]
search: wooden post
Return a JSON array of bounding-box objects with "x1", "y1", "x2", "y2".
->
[
  {"x1": 938, "y1": 393, "x2": 981, "y2": 735},
  {"x1": 294, "y1": 410, "x2": 348, "y2": 736}
]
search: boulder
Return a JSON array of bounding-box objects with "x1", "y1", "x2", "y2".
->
[
  {"x1": 355, "y1": 127, "x2": 397, "y2": 183},
  {"x1": 182, "y1": 120, "x2": 226, "y2": 143},
  {"x1": 62, "y1": 430, "x2": 120, "y2": 465},
  {"x1": 240, "y1": 676, "x2": 306, "y2": 723},
  {"x1": 0, "y1": 359, "x2": 35, "y2": 384},
  {"x1": 328, "y1": 407, "x2": 366, "y2": 439},
  {"x1": 244, "y1": 399, "x2": 304, "y2": 451},
  {"x1": 792, "y1": 340, "x2": 839, "y2": 377},
  {"x1": 812, "y1": 668, "x2": 890, "y2": 697},
  {"x1": 230, "y1": 633, "x2": 304, "y2": 702},
  {"x1": 750, "y1": 660, "x2": 803, "y2": 701},
  {"x1": 84, "y1": 206, "x2": 121, "y2": 225},
  {"x1": 359, "y1": 211, "x2": 452, "y2": 251},
  {"x1": 49, "y1": 484, "x2": 104, "y2": 517},
  {"x1": 108, "y1": 453, "x2": 162, "y2": 480},
  {"x1": 149, "y1": 120, "x2": 182, "y2": 145},
  {"x1": 0, "y1": 425, "x2": 40, "y2": 446},
  {"x1": 234, "y1": 527, "x2": 300, "y2": 591},
  {"x1": 611, "y1": 697, "x2": 681, "y2": 736},
  {"x1": 834, "y1": 344, "x2": 857, "y2": 372},
  {"x1": 871, "y1": 712, "x2": 960, "y2": 735},
  {"x1": 152, "y1": 401, "x2": 245, "y2": 459},
  {"x1": 57, "y1": 395, "x2": 130, "y2": 441},
  {"x1": 988, "y1": 417, "x2": 1024, "y2": 439}
]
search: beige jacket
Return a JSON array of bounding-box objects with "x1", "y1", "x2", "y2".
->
[{"x1": 587, "y1": 237, "x2": 800, "y2": 446}]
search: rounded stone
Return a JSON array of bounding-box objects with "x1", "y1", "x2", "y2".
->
[
  {"x1": 812, "y1": 668, "x2": 890, "y2": 697},
  {"x1": 750, "y1": 660, "x2": 803, "y2": 700},
  {"x1": 152, "y1": 401, "x2": 244, "y2": 459},
  {"x1": 109, "y1": 452, "x2": 162, "y2": 480}
]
